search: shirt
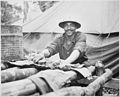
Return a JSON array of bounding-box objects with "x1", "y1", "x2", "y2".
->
[{"x1": 46, "y1": 31, "x2": 88, "y2": 64}]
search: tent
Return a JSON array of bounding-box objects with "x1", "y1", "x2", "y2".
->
[
  {"x1": 23, "y1": 0, "x2": 119, "y2": 33},
  {"x1": 22, "y1": 0, "x2": 119, "y2": 78}
]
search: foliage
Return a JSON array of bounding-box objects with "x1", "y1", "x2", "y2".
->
[
  {"x1": 37, "y1": 1, "x2": 58, "y2": 12},
  {"x1": 1, "y1": 1, "x2": 58, "y2": 24},
  {"x1": 1, "y1": 1, "x2": 23, "y2": 25}
]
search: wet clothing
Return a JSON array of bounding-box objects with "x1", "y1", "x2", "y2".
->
[{"x1": 46, "y1": 31, "x2": 88, "y2": 64}]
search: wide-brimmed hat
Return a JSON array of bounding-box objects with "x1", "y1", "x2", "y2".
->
[{"x1": 59, "y1": 21, "x2": 81, "y2": 29}]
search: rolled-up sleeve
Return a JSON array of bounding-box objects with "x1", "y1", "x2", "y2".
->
[
  {"x1": 45, "y1": 36, "x2": 61, "y2": 56},
  {"x1": 73, "y1": 33, "x2": 87, "y2": 55}
]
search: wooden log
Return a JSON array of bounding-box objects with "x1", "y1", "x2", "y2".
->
[
  {"x1": 2, "y1": 79, "x2": 37, "y2": 96},
  {"x1": 1, "y1": 67, "x2": 38, "y2": 83},
  {"x1": 43, "y1": 86, "x2": 85, "y2": 96},
  {"x1": 1, "y1": 70, "x2": 77, "y2": 96},
  {"x1": 43, "y1": 69, "x2": 113, "y2": 96},
  {"x1": 95, "y1": 61, "x2": 105, "y2": 76},
  {"x1": 85, "y1": 69, "x2": 113, "y2": 96},
  {"x1": 94, "y1": 61, "x2": 105, "y2": 96}
]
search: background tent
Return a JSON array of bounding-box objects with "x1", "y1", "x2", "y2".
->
[
  {"x1": 22, "y1": 0, "x2": 119, "y2": 78},
  {"x1": 23, "y1": 0, "x2": 119, "y2": 33}
]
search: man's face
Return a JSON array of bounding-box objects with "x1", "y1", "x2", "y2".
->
[{"x1": 64, "y1": 22, "x2": 76, "y2": 36}]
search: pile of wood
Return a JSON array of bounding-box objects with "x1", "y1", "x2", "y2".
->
[
  {"x1": 1, "y1": 60, "x2": 118, "y2": 96},
  {"x1": 1, "y1": 70, "x2": 77, "y2": 96},
  {"x1": 44, "y1": 69, "x2": 113, "y2": 96}
]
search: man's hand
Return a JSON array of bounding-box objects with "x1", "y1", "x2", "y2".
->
[
  {"x1": 32, "y1": 53, "x2": 45, "y2": 64},
  {"x1": 52, "y1": 59, "x2": 61, "y2": 66},
  {"x1": 25, "y1": 52, "x2": 37, "y2": 61},
  {"x1": 52, "y1": 59, "x2": 70, "y2": 69},
  {"x1": 26, "y1": 52, "x2": 45, "y2": 64},
  {"x1": 59, "y1": 60, "x2": 71, "y2": 69}
]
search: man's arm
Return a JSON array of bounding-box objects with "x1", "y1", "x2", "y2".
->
[
  {"x1": 31, "y1": 35, "x2": 61, "y2": 63},
  {"x1": 63, "y1": 32, "x2": 87, "y2": 64},
  {"x1": 64, "y1": 50, "x2": 80, "y2": 64}
]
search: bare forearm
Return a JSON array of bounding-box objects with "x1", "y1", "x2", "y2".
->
[{"x1": 65, "y1": 50, "x2": 80, "y2": 64}]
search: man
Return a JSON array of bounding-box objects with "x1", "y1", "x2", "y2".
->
[{"x1": 29, "y1": 20, "x2": 88, "y2": 67}]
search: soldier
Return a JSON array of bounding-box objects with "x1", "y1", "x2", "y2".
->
[{"x1": 28, "y1": 20, "x2": 89, "y2": 68}]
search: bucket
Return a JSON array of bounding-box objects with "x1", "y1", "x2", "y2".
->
[{"x1": 1, "y1": 25, "x2": 24, "y2": 62}]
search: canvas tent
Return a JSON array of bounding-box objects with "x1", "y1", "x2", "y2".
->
[
  {"x1": 22, "y1": 0, "x2": 119, "y2": 78},
  {"x1": 23, "y1": 0, "x2": 119, "y2": 33}
]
